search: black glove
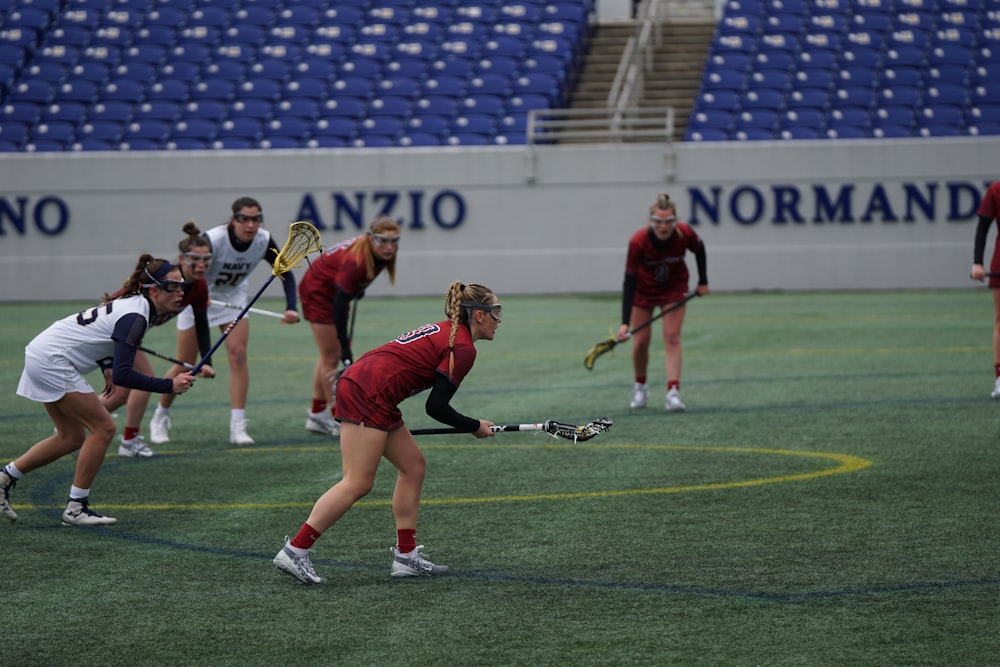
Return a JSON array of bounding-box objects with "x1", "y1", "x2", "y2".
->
[{"x1": 340, "y1": 347, "x2": 353, "y2": 365}]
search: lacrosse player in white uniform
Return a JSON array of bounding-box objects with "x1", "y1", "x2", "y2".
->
[
  {"x1": 0, "y1": 257, "x2": 196, "y2": 526},
  {"x1": 160, "y1": 196, "x2": 300, "y2": 445}
]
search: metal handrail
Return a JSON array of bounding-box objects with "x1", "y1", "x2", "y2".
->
[{"x1": 526, "y1": 107, "x2": 675, "y2": 144}]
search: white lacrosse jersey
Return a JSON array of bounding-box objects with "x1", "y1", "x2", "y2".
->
[
  {"x1": 203, "y1": 224, "x2": 273, "y2": 305},
  {"x1": 25, "y1": 294, "x2": 151, "y2": 374}
]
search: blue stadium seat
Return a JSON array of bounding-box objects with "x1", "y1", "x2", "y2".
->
[
  {"x1": 839, "y1": 46, "x2": 881, "y2": 69},
  {"x1": 827, "y1": 107, "x2": 869, "y2": 129},
  {"x1": 331, "y1": 77, "x2": 374, "y2": 99},
  {"x1": 687, "y1": 110, "x2": 735, "y2": 132},
  {"x1": 446, "y1": 132, "x2": 492, "y2": 146},
  {"x1": 135, "y1": 100, "x2": 183, "y2": 122},
  {"x1": 877, "y1": 85, "x2": 921, "y2": 106},
  {"x1": 927, "y1": 42, "x2": 975, "y2": 68},
  {"x1": 229, "y1": 99, "x2": 274, "y2": 122},
  {"x1": 694, "y1": 90, "x2": 741, "y2": 112},
  {"x1": 703, "y1": 69, "x2": 746, "y2": 91},
  {"x1": 13, "y1": 80, "x2": 57, "y2": 105},
  {"x1": 883, "y1": 45, "x2": 926, "y2": 68},
  {"x1": 386, "y1": 57, "x2": 432, "y2": 79},
  {"x1": 275, "y1": 98, "x2": 321, "y2": 120},
  {"x1": 779, "y1": 127, "x2": 822, "y2": 139},
  {"x1": 73, "y1": 138, "x2": 117, "y2": 151},
  {"x1": 202, "y1": 59, "x2": 246, "y2": 81},
  {"x1": 836, "y1": 67, "x2": 878, "y2": 88},
  {"x1": 782, "y1": 107, "x2": 825, "y2": 130},
  {"x1": 239, "y1": 78, "x2": 282, "y2": 101},
  {"x1": 423, "y1": 76, "x2": 468, "y2": 97},
  {"x1": 468, "y1": 72, "x2": 513, "y2": 97},
  {"x1": 733, "y1": 127, "x2": 776, "y2": 140},
  {"x1": 87, "y1": 100, "x2": 133, "y2": 123},
  {"x1": 785, "y1": 88, "x2": 830, "y2": 110},
  {"x1": 217, "y1": 118, "x2": 264, "y2": 142},
  {"x1": 1, "y1": 101, "x2": 44, "y2": 125},
  {"x1": 407, "y1": 114, "x2": 451, "y2": 136},
  {"x1": 378, "y1": 77, "x2": 422, "y2": 98},
  {"x1": 358, "y1": 116, "x2": 406, "y2": 139},
  {"x1": 171, "y1": 118, "x2": 218, "y2": 143},
  {"x1": 189, "y1": 79, "x2": 237, "y2": 103},
  {"x1": 754, "y1": 50, "x2": 794, "y2": 71},
  {"x1": 58, "y1": 80, "x2": 101, "y2": 103},
  {"x1": 399, "y1": 132, "x2": 444, "y2": 146},
  {"x1": 260, "y1": 136, "x2": 306, "y2": 149},
  {"x1": 767, "y1": 12, "x2": 806, "y2": 34},
  {"x1": 323, "y1": 97, "x2": 367, "y2": 118},
  {"x1": 170, "y1": 43, "x2": 213, "y2": 63},
  {"x1": 22, "y1": 62, "x2": 70, "y2": 85},
  {"x1": 869, "y1": 125, "x2": 911, "y2": 138},
  {"x1": 283, "y1": 77, "x2": 328, "y2": 100},
  {"x1": 872, "y1": 105, "x2": 915, "y2": 128},
  {"x1": 825, "y1": 125, "x2": 866, "y2": 139},
  {"x1": 685, "y1": 127, "x2": 730, "y2": 142},
  {"x1": 251, "y1": 58, "x2": 294, "y2": 81},
  {"x1": 452, "y1": 114, "x2": 497, "y2": 134},
  {"x1": 460, "y1": 94, "x2": 505, "y2": 115},
  {"x1": 967, "y1": 122, "x2": 1000, "y2": 137},
  {"x1": 740, "y1": 89, "x2": 784, "y2": 109},
  {"x1": 917, "y1": 105, "x2": 965, "y2": 126},
  {"x1": 121, "y1": 120, "x2": 171, "y2": 144},
  {"x1": 182, "y1": 100, "x2": 228, "y2": 120},
  {"x1": 880, "y1": 66, "x2": 922, "y2": 86},
  {"x1": 831, "y1": 86, "x2": 876, "y2": 109},
  {"x1": 415, "y1": 95, "x2": 460, "y2": 117},
  {"x1": 916, "y1": 124, "x2": 962, "y2": 137},
  {"x1": 507, "y1": 94, "x2": 551, "y2": 113},
  {"x1": 160, "y1": 61, "x2": 199, "y2": 81},
  {"x1": 924, "y1": 65, "x2": 970, "y2": 86},
  {"x1": 923, "y1": 83, "x2": 968, "y2": 106},
  {"x1": 791, "y1": 67, "x2": 834, "y2": 90},
  {"x1": 368, "y1": 95, "x2": 412, "y2": 119},
  {"x1": 972, "y1": 85, "x2": 1000, "y2": 106},
  {"x1": 718, "y1": 13, "x2": 761, "y2": 35},
  {"x1": 165, "y1": 138, "x2": 212, "y2": 150},
  {"x1": 312, "y1": 117, "x2": 358, "y2": 140},
  {"x1": 0, "y1": 121, "x2": 30, "y2": 146},
  {"x1": 77, "y1": 120, "x2": 124, "y2": 144}
]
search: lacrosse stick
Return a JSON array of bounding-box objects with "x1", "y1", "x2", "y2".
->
[
  {"x1": 410, "y1": 417, "x2": 613, "y2": 443},
  {"x1": 584, "y1": 291, "x2": 699, "y2": 370},
  {"x1": 191, "y1": 222, "x2": 322, "y2": 375},
  {"x1": 217, "y1": 301, "x2": 285, "y2": 320},
  {"x1": 139, "y1": 346, "x2": 194, "y2": 370}
]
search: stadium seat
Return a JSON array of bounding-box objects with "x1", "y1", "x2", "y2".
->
[
  {"x1": 368, "y1": 96, "x2": 412, "y2": 119},
  {"x1": 782, "y1": 108, "x2": 826, "y2": 130},
  {"x1": 923, "y1": 84, "x2": 968, "y2": 106},
  {"x1": 687, "y1": 110, "x2": 735, "y2": 132},
  {"x1": 323, "y1": 97, "x2": 367, "y2": 119},
  {"x1": 827, "y1": 107, "x2": 869, "y2": 129},
  {"x1": 182, "y1": 100, "x2": 228, "y2": 120},
  {"x1": 460, "y1": 94, "x2": 506, "y2": 115},
  {"x1": 791, "y1": 68, "x2": 834, "y2": 90},
  {"x1": 399, "y1": 133, "x2": 443, "y2": 146},
  {"x1": 229, "y1": 99, "x2": 275, "y2": 122},
  {"x1": 58, "y1": 80, "x2": 100, "y2": 103},
  {"x1": 880, "y1": 67, "x2": 922, "y2": 86},
  {"x1": 831, "y1": 86, "x2": 876, "y2": 109},
  {"x1": 121, "y1": 120, "x2": 171, "y2": 145},
  {"x1": 311, "y1": 117, "x2": 358, "y2": 140},
  {"x1": 145, "y1": 79, "x2": 189, "y2": 102},
  {"x1": 452, "y1": 114, "x2": 497, "y2": 134},
  {"x1": 785, "y1": 88, "x2": 829, "y2": 110},
  {"x1": 837, "y1": 67, "x2": 878, "y2": 88},
  {"x1": 872, "y1": 106, "x2": 916, "y2": 128},
  {"x1": 694, "y1": 90, "x2": 741, "y2": 112},
  {"x1": 171, "y1": 119, "x2": 218, "y2": 142},
  {"x1": 1, "y1": 101, "x2": 43, "y2": 125},
  {"x1": 869, "y1": 125, "x2": 911, "y2": 138},
  {"x1": 283, "y1": 77, "x2": 328, "y2": 100},
  {"x1": 87, "y1": 100, "x2": 134, "y2": 123},
  {"x1": 918, "y1": 105, "x2": 965, "y2": 126},
  {"x1": 135, "y1": 100, "x2": 183, "y2": 122},
  {"x1": 77, "y1": 120, "x2": 124, "y2": 144},
  {"x1": 407, "y1": 114, "x2": 451, "y2": 136},
  {"x1": 877, "y1": 85, "x2": 922, "y2": 107},
  {"x1": 166, "y1": 138, "x2": 212, "y2": 150},
  {"x1": 240, "y1": 78, "x2": 282, "y2": 101},
  {"x1": 331, "y1": 77, "x2": 375, "y2": 99},
  {"x1": 415, "y1": 95, "x2": 460, "y2": 118},
  {"x1": 216, "y1": 118, "x2": 264, "y2": 142},
  {"x1": 733, "y1": 127, "x2": 776, "y2": 140},
  {"x1": 264, "y1": 120, "x2": 313, "y2": 142},
  {"x1": 779, "y1": 127, "x2": 822, "y2": 139},
  {"x1": 825, "y1": 126, "x2": 866, "y2": 139},
  {"x1": 446, "y1": 132, "x2": 492, "y2": 146},
  {"x1": 202, "y1": 59, "x2": 246, "y2": 81},
  {"x1": 740, "y1": 89, "x2": 785, "y2": 110},
  {"x1": 275, "y1": 98, "x2": 321, "y2": 121}
]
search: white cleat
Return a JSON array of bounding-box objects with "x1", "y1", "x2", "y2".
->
[
  {"x1": 666, "y1": 387, "x2": 686, "y2": 412},
  {"x1": 390, "y1": 545, "x2": 449, "y2": 577},
  {"x1": 62, "y1": 498, "x2": 117, "y2": 526},
  {"x1": 118, "y1": 435, "x2": 157, "y2": 458},
  {"x1": 992, "y1": 377, "x2": 1000, "y2": 399},
  {"x1": 230, "y1": 417, "x2": 255, "y2": 445},
  {"x1": 629, "y1": 382, "x2": 648, "y2": 409},
  {"x1": 149, "y1": 411, "x2": 171, "y2": 444},
  {"x1": 273, "y1": 539, "x2": 327, "y2": 584},
  {"x1": 305, "y1": 411, "x2": 341, "y2": 436},
  {"x1": 0, "y1": 471, "x2": 17, "y2": 523}
]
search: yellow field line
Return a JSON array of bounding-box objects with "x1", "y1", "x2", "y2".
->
[{"x1": 7, "y1": 444, "x2": 872, "y2": 511}]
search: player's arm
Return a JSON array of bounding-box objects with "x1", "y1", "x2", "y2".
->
[
  {"x1": 619, "y1": 272, "x2": 637, "y2": 340},
  {"x1": 425, "y1": 373, "x2": 481, "y2": 432},
  {"x1": 110, "y1": 315, "x2": 175, "y2": 393},
  {"x1": 265, "y1": 237, "x2": 300, "y2": 321},
  {"x1": 332, "y1": 288, "x2": 354, "y2": 363}
]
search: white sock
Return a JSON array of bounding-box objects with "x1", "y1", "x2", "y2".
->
[
  {"x1": 69, "y1": 486, "x2": 90, "y2": 501},
  {"x1": 286, "y1": 543, "x2": 309, "y2": 557},
  {"x1": 154, "y1": 405, "x2": 170, "y2": 418},
  {"x1": 3, "y1": 462, "x2": 24, "y2": 479},
  {"x1": 231, "y1": 409, "x2": 246, "y2": 421}
]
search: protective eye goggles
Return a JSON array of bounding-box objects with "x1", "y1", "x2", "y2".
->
[
  {"x1": 142, "y1": 266, "x2": 185, "y2": 293},
  {"x1": 649, "y1": 215, "x2": 677, "y2": 225},
  {"x1": 370, "y1": 233, "x2": 401, "y2": 247},
  {"x1": 461, "y1": 301, "x2": 502, "y2": 322},
  {"x1": 234, "y1": 212, "x2": 263, "y2": 224},
  {"x1": 183, "y1": 252, "x2": 213, "y2": 266}
]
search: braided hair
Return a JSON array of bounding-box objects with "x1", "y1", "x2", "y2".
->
[{"x1": 443, "y1": 281, "x2": 494, "y2": 376}]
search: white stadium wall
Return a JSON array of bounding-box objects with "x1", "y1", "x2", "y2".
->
[{"x1": 0, "y1": 137, "x2": 996, "y2": 302}]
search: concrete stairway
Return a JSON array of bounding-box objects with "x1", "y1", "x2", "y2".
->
[{"x1": 567, "y1": 19, "x2": 717, "y2": 140}]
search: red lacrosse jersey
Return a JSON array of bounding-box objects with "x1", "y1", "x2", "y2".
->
[
  {"x1": 978, "y1": 180, "x2": 1000, "y2": 222},
  {"x1": 343, "y1": 320, "x2": 476, "y2": 408},
  {"x1": 625, "y1": 224, "x2": 702, "y2": 307}
]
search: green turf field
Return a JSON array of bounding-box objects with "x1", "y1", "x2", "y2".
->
[{"x1": 2, "y1": 290, "x2": 998, "y2": 666}]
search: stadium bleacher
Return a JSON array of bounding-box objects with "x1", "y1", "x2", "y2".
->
[
  {"x1": 687, "y1": 0, "x2": 1000, "y2": 141},
  {"x1": 0, "y1": 0, "x2": 594, "y2": 151}
]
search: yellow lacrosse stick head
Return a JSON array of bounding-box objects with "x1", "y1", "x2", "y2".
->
[{"x1": 272, "y1": 221, "x2": 323, "y2": 277}]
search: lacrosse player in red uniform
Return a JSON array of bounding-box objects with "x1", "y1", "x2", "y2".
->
[
  {"x1": 618, "y1": 192, "x2": 710, "y2": 412},
  {"x1": 273, "y1": 282, "x2": 500, "y2": 584},
  {"x1": 1, "y1": 257, "x2": 196, "y2": 526},
  {"x1": 970, "y1": 179, "x2": 1000, "y2": 398},
  {"x1": 102, "y1": 222, "x2": 216, "y2": 456},
  {"x1": 297, "y1": 215, "x2": 400, "y2": 437}
]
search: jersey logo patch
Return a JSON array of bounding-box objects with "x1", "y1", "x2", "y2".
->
[{"x1": 394, "y1": 323, "x2": 440, "y2": 344}]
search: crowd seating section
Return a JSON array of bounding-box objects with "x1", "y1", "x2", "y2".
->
[
  {"x1": 0, "y1": 0, "x2": 593, "y2": 151},
  {"x1": 687, "y1": 0, "x2": 1000, "y2": 141}
]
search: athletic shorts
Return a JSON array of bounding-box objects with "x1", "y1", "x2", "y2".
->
[
  {"x1": 334, "y1": 376, "x2": 403, "y2": 432},
  {"x1": 298, "y1": 269, "x2": 337, "y2": 325},
  {"x1": 175, "y1": 300, "x2": 243, "y2": 331},
  {"x1": 633, "y1": 284, "x2": 689, "y2": 311},
  {"x1": 16, "y1": 350, "x2": 94, "y2": 403}
]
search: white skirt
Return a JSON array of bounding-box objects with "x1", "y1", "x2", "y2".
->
[{"x1": 16, "y1": 350, "x2": 94, "y2": 403}]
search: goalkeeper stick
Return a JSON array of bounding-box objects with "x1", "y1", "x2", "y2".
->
[
  {"x1": 584, "y1": 291, "x2": 698, "y2": 370},
  {"x1": 191, "y1": 222, "x2": 322, "y2": 375},
  {"x1": 139, "y1": 346, "x2": 194, "y2": 370},
  {"x1": 217, "y1": 301, "x2": 285, "y2": 320},
  {"x1": 410, "y1": 417, "x2": 613, "y2": 443}
]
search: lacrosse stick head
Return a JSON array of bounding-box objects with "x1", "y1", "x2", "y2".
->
[
  {"x1": 584, "y1": 337, "x2": 618, "y2": 370},
  {"x1": 272, "y1": 222, "x2": 322, "y2": 277},
  {"x1": 543, "y1": 417, "x2": 613, "y2": 442}
]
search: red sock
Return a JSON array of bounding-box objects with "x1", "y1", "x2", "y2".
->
[
  {"x1": 995, "y1": 363, "x2": 1000, "y2": 378},
  {"x1": 311, "y1": 398, "x2": 327, "y2": 414},
  {"x1": 396, "y1": 528, "x2": 416, "y2": 554},
  {"x1": 290, "y1": 522, "x2": 322, "y2": 550},
  {"x1": 668, "y1": 380, "x2": 680, "y2": 391},
  {"x1": 635, "y1": 376, "x2": 647, "y2": 385},
  {"x1": 124, "y1": 426, "x2": 140, "y2": 441}
]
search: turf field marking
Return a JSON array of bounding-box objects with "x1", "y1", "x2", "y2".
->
[{"x1": 5, "y1": 445, "x2": 871, "y2": 511}]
